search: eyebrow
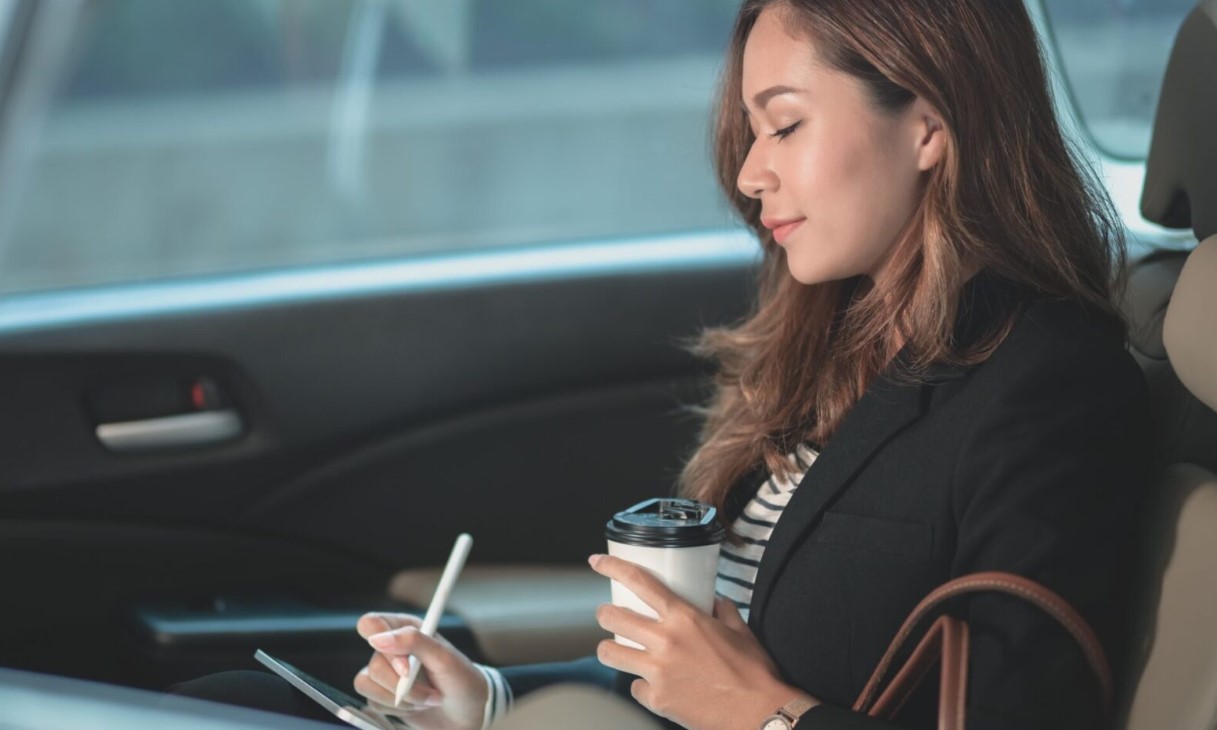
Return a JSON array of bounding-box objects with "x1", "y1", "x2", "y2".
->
[{"x1": 741, "y1": 85, "x2": 806, "y2": 114}]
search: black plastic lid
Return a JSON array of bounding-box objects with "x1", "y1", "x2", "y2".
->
[{"x1": 604, "y1": 498, "x2": 725, "y2": 548}]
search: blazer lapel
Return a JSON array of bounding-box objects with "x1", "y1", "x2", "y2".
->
[{"x1": 747, "y1": 369, "x2": 929, "y2": 630}]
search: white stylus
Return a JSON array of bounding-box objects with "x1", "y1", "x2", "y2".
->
[{"x1": 394, "y1": 532, "x2": 473, "y2": 707}]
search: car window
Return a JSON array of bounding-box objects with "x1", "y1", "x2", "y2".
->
[
  {"x1": 1042, "y1": 0, "x2": 1194, "y2": 161},
  {"x1": 0, "y1": 0, "x2": 740, "y2": 296}
]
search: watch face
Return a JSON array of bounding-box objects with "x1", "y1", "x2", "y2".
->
[{"x1": 761, "y1": 718, "x2": 792, "y2": 730}]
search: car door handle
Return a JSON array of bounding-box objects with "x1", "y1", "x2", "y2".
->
[{"x1": 95, "y1": 409, "x2": 244, "y2": 453}]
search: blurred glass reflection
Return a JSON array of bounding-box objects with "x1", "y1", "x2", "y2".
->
[
  {"x1": 0, "y1": 0, "x2": 740, "y2": 295},
  {"x1": 1043, "y1": 0, "x2": 1193, "y2": 160}
]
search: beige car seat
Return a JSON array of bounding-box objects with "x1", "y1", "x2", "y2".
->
[{"x1": 1120, "y1": 1, "x2": 1217, "y2": 729}]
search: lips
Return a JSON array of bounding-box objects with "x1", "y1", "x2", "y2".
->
[{"x1": 763, "y1": 217, "x2": 805, "y2": 245}]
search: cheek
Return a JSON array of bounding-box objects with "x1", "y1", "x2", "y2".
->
[
  {"x1": 783, "y1": 132, "x2": 921, "y2": 282},
  {"x1": 796, "y1": 134, "x2": 884, "y2": 246},
  {"x1": 845, "y1": 132, "x2": 918, "y2": 221},
  {"x1": 854, "y1": 154, "x2": 922, "y2": 259}
]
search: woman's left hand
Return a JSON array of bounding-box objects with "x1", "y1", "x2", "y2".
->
[{"x1": 589, "y1": 553, "x2": 816, "y2": 730}]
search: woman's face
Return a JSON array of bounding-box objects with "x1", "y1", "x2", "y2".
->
[{"x1": 737, "y1": 7, "x2": 944, "y2": 286}]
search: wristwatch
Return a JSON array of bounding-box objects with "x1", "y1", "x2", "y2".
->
[{"x1": 759, "y1": 696, "x2": 817, "y2": 730}]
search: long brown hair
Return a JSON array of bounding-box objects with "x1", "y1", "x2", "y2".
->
[{"x1": 678, "y1": 0, "x2": 1126, "y2": 512}]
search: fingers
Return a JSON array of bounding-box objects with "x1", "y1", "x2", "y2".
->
[
  {"x1": 359, "y1": 656, "x2": 438, "y2": 707},
  {"x1": 588, "y1": 554, "x2": 680, "y2": 616},
  {"x1": 595, "y1": 603, "x2": 662, "y2": 649},
  {"x1": 355, "y1": 667, "x2": 413, "y2": 708},
  {"x1": 367, "y1": 652, "x2": 433, "y2": 696},
  {"x1": 630, "y1": 678, "x2": 658, "y2": 716},
  {"x1": 714, "y1": 596, "x2": 748, "y2": 632},
  {"x1": 366, "y1": 625, "x2": 463, "y2": 676},
  {"x1": 367, "y1": 652, "x2": 398, "y2": 694},
  {"x1": 357, "y1": 612, "x2": 423, "y2": 640},
  {"x1": 355, "y1": 669, "x2": 438, "y2": 710},
  {"x1": 387, "y1": 656, "x2": 438, "y2": 697},
  {"x1": 596, "y1": 637, "x2": 652, "y2": 679}
]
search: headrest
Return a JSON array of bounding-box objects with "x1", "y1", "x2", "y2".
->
[
  {"x1": 1141, "y1": 0, "x2": 1217, "y2": 240},
  {"x1": 1163, "y1": 236, "x2": 1217, "y2": 411}
]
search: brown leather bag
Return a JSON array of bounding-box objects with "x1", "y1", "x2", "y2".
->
[{"x1": 851, "y1": 571, "x2": 1114, "y2": 730}]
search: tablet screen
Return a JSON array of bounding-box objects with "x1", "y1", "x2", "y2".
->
[{"x1": 255, "y1": 649, "x2": 410, "y2": 730}]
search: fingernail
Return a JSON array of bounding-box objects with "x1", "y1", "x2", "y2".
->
[
  {"x1": 423, "y1": 694, "x2": 444, "y2": 707},
  {"x1": 369, "y1": 631, "x2": 395, "y2": 649},
  {"x1": 391, "y1": 657, "x2": 410, "y2": 675},
  {"x1": 588, "y1": 554, "x2": 602, "y2": 567}
]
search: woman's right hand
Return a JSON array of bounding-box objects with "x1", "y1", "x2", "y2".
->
[{"x1": 354, "y1": 612, "x2": 489, "y2": 730}]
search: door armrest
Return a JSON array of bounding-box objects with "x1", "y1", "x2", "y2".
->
[{"x1": 388, "y1": 565, "x2": 609, "y2": 666}]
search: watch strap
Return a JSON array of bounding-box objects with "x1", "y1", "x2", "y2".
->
[{"x1": 779, "y1": 696, "x2": 817, "y2": 725}]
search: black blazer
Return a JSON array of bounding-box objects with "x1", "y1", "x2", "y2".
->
[{"x1": 504, "y1": 270, "x2": 1152, "y2": 730}]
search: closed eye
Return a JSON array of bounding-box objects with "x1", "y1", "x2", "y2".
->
[{"x1": 770, "y1": 121, "x2": 801, "y2": 140}]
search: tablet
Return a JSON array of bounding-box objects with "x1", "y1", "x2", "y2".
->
[{"x1": 254, "y1": 649, "x2": 412, "y2": 730}]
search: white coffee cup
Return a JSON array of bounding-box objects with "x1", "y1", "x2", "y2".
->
[{"x1": 604, "y1": 498, "x2": 726, "y2": 648}]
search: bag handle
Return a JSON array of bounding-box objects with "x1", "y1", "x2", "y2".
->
[
  {"x1": 861, "y1": 614, "x2": 970, "y2": 729},
  {"x1": 852, "y1": 571, "x2": 1113, "y2": 727}
]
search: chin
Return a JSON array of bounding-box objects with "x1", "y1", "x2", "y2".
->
[
  {"x1": 784, "y1": 245, "x2": 876, "y2": 287},
  {"x1": 784, "y1": 256, "x2": 843, "y2": 286},
  {"x1": 787, "y1": 270, "x2": 822, "y2": 286}
]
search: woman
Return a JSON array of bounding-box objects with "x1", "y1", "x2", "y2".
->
[
  {"x1": 189, "y1": 1, "x2": 1148, "y2": 728},
  {"x1": 351, "y1": 1, "x2": 1149, "y2": 729}
]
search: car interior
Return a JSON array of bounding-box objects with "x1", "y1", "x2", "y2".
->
[{"x1": 1, "y1": 0, "x2": 1215, "y2": 729}]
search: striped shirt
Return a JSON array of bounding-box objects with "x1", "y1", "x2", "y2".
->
[
  {"x1": 479, "y1": 442, "x2": 818, "y2": 723},
  {"x1": 475, "y1": 663, "x2": 511, "y2": 729},
  {"x1": 716, "y1": 442, "x2": 819, "y2": 622}
]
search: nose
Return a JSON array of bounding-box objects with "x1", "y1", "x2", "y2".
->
[{"x1": 736, "y1": 142, "x2": 778, "y2": 199}]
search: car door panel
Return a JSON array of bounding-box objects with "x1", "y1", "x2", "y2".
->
[{"x1": 0, "y1": 258, "x2": 755, "y2": 688}]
